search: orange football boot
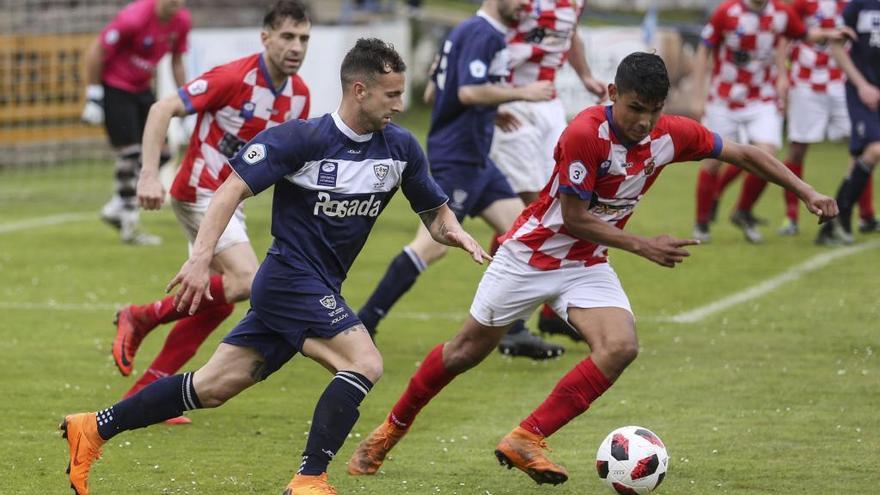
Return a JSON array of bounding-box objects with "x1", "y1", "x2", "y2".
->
[
  {"x1": 60, "y1": 412, "x2": 105, "y2": 495},
  {"x1": 164, "y1": 415, "x2": 192, "y2": 425},
  {"x1": 282, "y1": 473, "x2": 337, "y2": 494},
  {"x1": 494, "y1": 426, "x2": 569, "y2": 485},
  {"x1": 112, "y1": 305, "x2": 154, "y2": 376},
  {"x1": 347, "y1": 418, "x2": 408, "y2": 475}
]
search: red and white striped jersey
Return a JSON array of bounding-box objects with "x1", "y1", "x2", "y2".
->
[
  {"x1": 499, "y1": 105, "x2": 721, "y2": 270},
  {"x1": 789, "y1": 0, "x2": 848, "y2": 93},
  {"x1": 701, "y1": 0, "x2": 807, "y2": 109},
  {"x1": 506, "y1": 0, "x2": 585, "y2": 86},
  {"x1": 170, "y1": 53, "x2": 310, "y2": 203}
]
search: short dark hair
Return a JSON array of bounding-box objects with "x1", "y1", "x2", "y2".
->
[
  {"x1": 340, "y1": 38, "x2": 407, "y2": 88},
  {"x1": 614, "y1": 52, "x2": 670, "y2": 103},
  {"x1": 263, "y1": 0, "x2": 310, "y2": 30}
]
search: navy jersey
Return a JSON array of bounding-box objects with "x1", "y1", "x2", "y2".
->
[
  {"x1": 426, "y1": 11, "x2": 510, "y2": 166},
  {"x1": 229, "y1": 112, "x2": 448, "y2": 290},
  {"x1": 843, "y1": 0, "x2": 880, "y2": 86}
]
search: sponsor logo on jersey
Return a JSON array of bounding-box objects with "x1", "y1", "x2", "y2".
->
[
  {"x1": 569, "y1": 161, "x2": 587, "y2": 185},
  {"x1": 241, "y1": 143, "x2": 267, "y2": 165},
  {"x1": 187, "y1": 79, "x2": 208, "y2": 96},
  {"x1": 319, "y1": 295, "x2": 337, "y2": 310},
  {"x1": 313, "y1": 191, "x2": 383, "y2": 218},
  {"x1": 317, "y1": 161, "x2": 338, "y2": 187},
  {"x1": 240, "y1": 101, "x2": 256, "y2": 120}
]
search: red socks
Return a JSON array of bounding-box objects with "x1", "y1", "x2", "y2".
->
[
  {"x1": 859, "y1": 179, "x2": 875, "y2": 220},
  {"x1": 124, "y1": 302, "x2": 235, "y2": 398},
  {"x1": 716, "y1": 164, "x2": 742, "y2": 198},
  {"x1": 696, "y1": 168, "x2": 718, "y2": 225},
  {"x1": 736, "y1": 173, "x2": 768, "y2": 212},
  {"x1": 133, "y1": 274, "x2": 229, "y2": 327},
  {"x1": 783, "y1": 161, "x2": 804, "y2": 222},
  {"x1": 389, "y1": 344, "x2": 457, "y2": 429},
  {"x1": 520, "y1": 357, "x2": 611, "y2": 438}
]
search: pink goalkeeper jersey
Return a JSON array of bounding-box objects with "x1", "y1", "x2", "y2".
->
[
  {"x1": 499, "y1": 106, "x2": 722, "y2": 270},
  {"x1": 170, "y1": 53, "x2": 310, "y2": 204},
  {"x1": 100, "y1": 0, "x2": 191, "y2": 93}
]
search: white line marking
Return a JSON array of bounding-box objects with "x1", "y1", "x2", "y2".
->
[
  {"x1": 0, "y1": 301, "x2": 120, "y2": 311},
  {"x1": 0, "y1": 213, "x2": 93, "y2": 235},
  {"x1": 663, "y1": 239, "x2": 880, "y2": 324}
]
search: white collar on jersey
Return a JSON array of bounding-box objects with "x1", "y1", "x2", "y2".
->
[
  {"x1": 477, "y1": 9, "x2": 507, "y2": 34},
  {"x1": 331, "y1": 110, "x2": 373, "y2": 143}
]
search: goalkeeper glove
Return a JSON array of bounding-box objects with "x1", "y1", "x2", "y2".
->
[{"x1": 81, "y1": 84, "x2": 105, "y2": 125}]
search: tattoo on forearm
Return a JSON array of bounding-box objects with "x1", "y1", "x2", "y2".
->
[{"x1": 419, "y1": 208, "x2": 440, "y2": 230}]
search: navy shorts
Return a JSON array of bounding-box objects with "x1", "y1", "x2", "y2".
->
[
  {"x1": 430, "y1": 159, "x2": 517, "y2": 221},
  {"x1": 222, "y1": 254, "x2": 361, "y2": 379},
  {"x1": 846, "y1": 83, "x2": 880, "y2": 156}
]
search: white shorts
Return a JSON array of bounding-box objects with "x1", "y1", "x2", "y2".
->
[
  {"x1": 490, "y1": 98, "x2": 567, "y2": 193},
  {"x1": 703, "y1": 101, "x2": 783, "y2": 149},
  {"x1": 170, "y1": 197, "x2": 249, "y2": 256},
  {"x1": 469, "y1": 245, "x2": 632, "y2": 327},
  {"x1": 786, "y1": 85, "x2": 850, "y2": 143}
]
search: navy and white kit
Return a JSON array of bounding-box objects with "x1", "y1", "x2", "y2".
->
[
  {"x1": 222, "y1": 112, "x2": 448, "y2": 376},
  {"x1": 427, "y1": 10, "x2": 518, "y2": 220},
  {"x1": 843, "y1": 0, "x2": 880, "y2": 155}
]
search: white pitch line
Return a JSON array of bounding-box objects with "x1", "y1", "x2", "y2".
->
[
  {"x1": 0, "y1": 212, "x2": 93, "y2": 235},
  {"x1": 663, "y1": 239, "x2": 880, "y2": 324}
]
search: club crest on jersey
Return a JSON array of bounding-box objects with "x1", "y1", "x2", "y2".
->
[
  {"x1": 569, "y1": 161, "x2": 587, "y2": 185},
  {"x1": 187, "y1": 79, "x2": 208, "y2": 96},
  {"x1": 373, "y1": 163, "x2": 390, "y2": 188},
  {"x1": 241, "y1": 143, "x2": 266, "y2": 165},
  {"x1": 469, "y1": 59, "x2": 487, "y2": 78},
  {"x1": 643, "y1": 158, "x2": 656, "y2": 176},
  {"x1": 240, "y1": 101, "x2": 256, "y2": 120},
  {"x1": 319, "y1": 295, "x2": 337, "y2": 310},
  {"x1": 317, "y1": 161, "x2": 338, "y2": 187},
  {"x1": 142, "y1": 36, "x2": 154, "y2": 48}
]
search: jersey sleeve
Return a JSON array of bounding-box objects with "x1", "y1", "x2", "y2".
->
[
  {"x1": 177, "y1": 64, "x2": 239, "y2": 115},
  {"x1": 842, "y1": 1, "x2": 859, "y2": 29},
  {"x1": 554, "y1": 124, "x2": 604, "y2": 201},
  {"x1": 782, "y1": 3, "x2": 808, "y2": 39},
  {"x1": 400, "y1": 134, "x2": 449, "y2": 214},
  {"x1": 99, "y1": 12, "x2": 138, "y2": 59},
  {"x1": 700, "y1": 5, "x2": 727, "y2": 48},
  {"x1": 172, "y1": 12, "x2": 191, "y2": 55},
  {"x1": 666, "y1": 116, "x2": 724, "y2": 163},
  {"x1": 228, "y1": 121, "x2": 309, "y2": 195},
  {"x1": 297, "y1": 80, "x2": 311, "y2": 119},
  {"x1": 455, "y1": 31, "x2": 504, "y2": 87}
]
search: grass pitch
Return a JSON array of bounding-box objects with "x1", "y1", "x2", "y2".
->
[{"x1": 0, "y1": 108, "x2": 878, "y2": 494}]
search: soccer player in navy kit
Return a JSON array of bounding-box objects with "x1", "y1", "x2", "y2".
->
[
  {"x1": 356, "y1": 0, "x2": 565, "y2": 359},
  {"x1": 816, "y1": 0, "x2": 880, "y2": 244},
  {"x1": 59, "y1": 39, "x2": 490, "y2": 495}
]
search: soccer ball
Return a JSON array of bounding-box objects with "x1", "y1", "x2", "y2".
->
[{"x1": 595, "y1": 426, "x2": 669, "y2": 494}]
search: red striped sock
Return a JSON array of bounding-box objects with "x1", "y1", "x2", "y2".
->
[
  {"x1": 520, "y1": 358, "x2": 611, "y2": 437},
  {"x1": 389, "y1": 344, "x2": 457, "y2": 429},
  {"x1": 783, "y1": 161, "x2": 804, "y2": 222},
  {"x1": 736, "y1": 173, "x2": 768, "y2": 212},
  {"x1": 123, "y1": 302, "x2": 235, "y2": 399},
  {"x1": 696, "y1": 168, "x2": 717, "y2": 225}
]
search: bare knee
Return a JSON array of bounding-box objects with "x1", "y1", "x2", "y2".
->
[
  {"x1": 192, "y1": 368, "x2": 256, "y2": 408},
  {"x1": 596, "y1": 337, "x2": 639, "y2": 369},
  {"x1": 347, "y1": 353, "x2": 383, "y2": 384},
  {"x1": 863, "y1": 143, "x2": 880, "y2": 166},
  {"x1": 443, "y1": 327, "x2": 502, "y2": 374},
  {"x1": 222, "y1": 266, "x2": 257, "y2": 303}
]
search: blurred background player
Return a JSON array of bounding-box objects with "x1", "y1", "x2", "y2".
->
[
  {"x1": 778, "y1": 0, "x2": 855, "y2": 236},
  {"x1": 692, "y1": 0, "x2": 844, "y2": 243},
  {"x1": 60, "y1": 38, "x2": 490, "y2": 495},
  {"x1": 490, "y1": 0, "x2": 607, "y2": 340},
  {"x1": 356, "y1": 0, "x2": 566, "y2": 359},
  {"x1": 81, "y1": 0, "x2": 191, "y2": 245},
  {"x1": 111, "y1": 0, "x2": 312, "y2": 425},
  {"x1": 816, "y1": 0, "x2": 880, "y2": 244},
  {"x1": 347, "y1": 52, "x2": 838, "y2": 484}
]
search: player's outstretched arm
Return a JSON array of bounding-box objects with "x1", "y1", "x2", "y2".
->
[
  {"x1": 718, "y1": 140, "x2": 838, "y2": 222},
  {"x1": 559, "y1": 193, "x2": 698, "y2": 268},
  {"x1": 568, "y1": 30, "x2": 607, "y2": 102},
  {"x1": 458, "y1": 80, "x2": 554, "y2": 107},
  {"x1": 418, "y1": 204, "x2": 491, "y2": 264},
  {"x1": 167, "y1": 173, "x2": 253, "y2": 314},
  {"x1": 139, "y1": 94, "x2": 187, "y2": 210}
]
